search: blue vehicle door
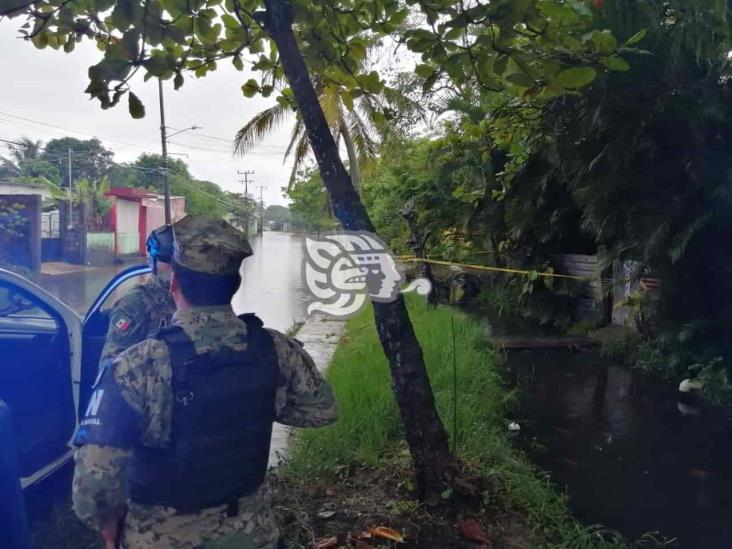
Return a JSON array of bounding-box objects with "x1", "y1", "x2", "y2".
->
[{"x1": 0, "y1": 273, "x2": 79, "y2": 485}]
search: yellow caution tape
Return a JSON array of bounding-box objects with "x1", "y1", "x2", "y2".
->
[{"x1": 397, "y1": 256, "x2": 588, "y2": 281}]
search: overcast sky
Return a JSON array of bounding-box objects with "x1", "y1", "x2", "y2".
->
[{"x1": 0, "y1": 22, "x2": 299, "y2": 206}]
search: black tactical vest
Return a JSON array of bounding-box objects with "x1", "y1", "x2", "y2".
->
[{"x1": 127, "y1": 314, "x2": 278, "y2": 513}]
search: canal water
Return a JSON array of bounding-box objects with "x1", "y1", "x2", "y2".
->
[{"x1": 508, "y1": 349, "x2": 732, "y2": 548}]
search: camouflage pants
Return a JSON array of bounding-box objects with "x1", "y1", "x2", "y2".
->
[{"x1": 122, "y1": 488, "x2": 279, "y2": 549}]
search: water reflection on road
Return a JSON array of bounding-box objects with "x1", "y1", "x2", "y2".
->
[
  {"x1": 233, "y1": 232, "x2": 308, "y2": 331},
  {"x1": 35, "y1": 232, "x2": 309, "y2": 332}
]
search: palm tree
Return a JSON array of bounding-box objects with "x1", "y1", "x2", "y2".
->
[
  {"x1": 234, "y1": 76, "x2": 390, "y2": 191},
  {"x1": 0, "y1": 137, "x2": 43, "y2": 178},
  {"x1": 7, "y1": 137, "x2": 43, "y2": 165}
]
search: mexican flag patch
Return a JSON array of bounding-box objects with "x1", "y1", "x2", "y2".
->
[{"x1": 113, "y1": 314, "x2": 131, "y2": 332}]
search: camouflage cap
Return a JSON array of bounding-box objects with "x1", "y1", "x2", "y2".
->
[{"x1": 172, "y1": 215, "x2": 252, "y2": 275}]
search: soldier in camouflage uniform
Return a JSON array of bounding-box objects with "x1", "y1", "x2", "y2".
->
[
  {"x1": 72, "y1": 215, "x2": 337, "y2": 548},
  {"x1": 100, "y1": 225, "x2": 176, "y2": 363}
]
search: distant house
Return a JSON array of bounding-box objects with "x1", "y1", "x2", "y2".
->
[
  {"x1": 107, "y1": 188, "x2": 185, "y2": 256},
  {"x1": 0, "y1": 178, "x2": 53, "y2": 200},
  {"x1": 0, "y1": 179, "x2": 46, "y2": 269}
]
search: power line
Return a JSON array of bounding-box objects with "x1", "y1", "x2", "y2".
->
[
  {"x1": 167, "y1": 125, "x2": 292, "y2": 152},
  {"x1": 0, "y1": 110, "x2": 160, "y2": 154},
  {"x1": 167, "y1": 139, "x2": 290, "y2": 157},
  {"x1": 174, "y1": 177, "x2": 242, "y2": 210}
]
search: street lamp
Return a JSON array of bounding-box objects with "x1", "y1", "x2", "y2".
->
[{"x1": 158, "y1": 78, "x2": 200, "y2": 223}]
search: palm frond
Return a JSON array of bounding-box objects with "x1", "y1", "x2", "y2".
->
[
  {"x1": 287, "y1": 134, "x2": 311, "y2": 192},
  {"x1": 319, "y1": 86, "x2": 342, "y2": 133},
  {"x1": 283, "y1": 117, "x2": 306, "y2": 165},
  {"x1": 233, "y1": 104, "x2": 290, "y2": 157},
  {"x1": 347, "y1": 109, "x2": 378, "y2": 161}
]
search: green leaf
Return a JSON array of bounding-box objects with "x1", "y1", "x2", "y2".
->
[
  {"x1": 241, "y1": 78, "x2": 259, "y2": 98},
  {"x1": 340, "y1": 89, "x2": 354, "y2": 111},
  {"x1": 360, "y1": 71, "x2": 383, "y2": 93},
  {"x1": 110, "y1": 0, "x2": 136, "y2": 29},
  {"x1": 63, "y1": 36, "x2": 76, "y2": 53},
  {"x1": 249, "y1": 39, "x2": 264, "y2": 54},
  {"x1": 552, "y1": 67, "x2": 597, "y2": 89},
  {"x1": 591, "y1": 30, "x2": 617, "y2": 53},
  {"x1": 260, "y1": 84, "x2": 274, "y2": 98},
  {"x1": 128, "y1": 92, "x2": 145, "y2": 119},
  {"x1": 173, "y1": 72, "x2": 184, "y2": 90},
  {"x1": 440, "y1": 488, "x2": 453, "y2": 500},
  {"x1": 422, "y1": 71, "x2": 438, "y2": 93},
  {"x1": 121, "y1": 29, "x2": 140, "y2": 59},
  {"x1": 415, "y1": 64, "x2": 434, "y2": 79},
  {"x1": 506, "y1": 72, "x2": 534, "y2": 88},
  {"x1": 537, "y1": 1, "x2": 577, "y2": 21},
  {"x1": 493, "y1": 55, "x2": 508, "y2": 76},
  {"x1": 143, "y1": 54, "x2": 172, "y2": 77},
  {"x1": 389, "y1": 8, "x2": 408, "y2": 26},
  {"x1": 601, "y1": 55, "x2": 630, "y2": 71},
  {"x1": 625, "y1": 28, "x2": 647, "y2": 45},
  {"x1": 561, "y1": 35, "x2": 582, "y2": 52},
  {"x1": 222, "y1": 13, "x2": 240, "y2": 30},
  {"x1": 232, "y1": 55, "x2": 244, "y2": 71},
  {"x1": 444, "y1": 27, "x2": 462, "y2": 40}
]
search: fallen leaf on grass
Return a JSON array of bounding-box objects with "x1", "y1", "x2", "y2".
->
[
  {"x1": 314, "y1": 536, "x2": 338, "y2": 549},
  {"x1": 457, "y1": 518, "x2": 490, "y2": 544},
  {"x1": 368, "y1": 526, "x2": 405, "y2": 543},
  {"x1": 356, "y1": 530, "x2": 372, "y2": 540},
  {"x1": 355, "y1": 541, "x2": 374, "y2": 549},
  {"x1": 324, "y1": 486, "x2": 336, "y2": 497}
]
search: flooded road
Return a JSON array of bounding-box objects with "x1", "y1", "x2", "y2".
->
[
  {"x1": 35, "y1": 231, "x2": 309, "y2": 332},
  {"x1": 509, "y1": 350, "x2": 732, "y2": 548},
  {"x1": 232, "y1": 231, "x2": 308, "y2": 331}
]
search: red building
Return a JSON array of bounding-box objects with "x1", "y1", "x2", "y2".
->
[{"x1": 107, "y1": 188, "x2": 185, "y2": 256}]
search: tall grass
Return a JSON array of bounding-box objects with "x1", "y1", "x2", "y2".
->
[{"x1": 282, "y1": 296, "x2": 628, "y2": 548}]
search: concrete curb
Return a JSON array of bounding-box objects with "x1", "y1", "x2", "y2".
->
[{"x1": 268, "y1": 313, "x2": 347, "y2": 466}]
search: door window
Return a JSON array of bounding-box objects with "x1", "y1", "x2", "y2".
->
[
  {"x1": 0, "y1": 286, "x2": 53, "y2": 322},
  {"x1": 80, "y1": 267, "x2": 151, "y2": 416},
  {"x1": 99, "y1": 273, "x2": 152, "y2": 314}
]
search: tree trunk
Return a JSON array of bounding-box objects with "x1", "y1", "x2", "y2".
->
[
  {"x1": 339, "y1": 120, "x2": 361, "y2": 193},
  {"x1": 402, "y1": 198, "x2": 438, "y2": 307},
  {"x1": 258, "y1": 0, "x2": 460, "y2": 499}
]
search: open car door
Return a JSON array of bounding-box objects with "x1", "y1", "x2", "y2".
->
[
  {"x1": 0, "y1": 269, "x2": 82, "y2": 489},
  {"x1": 0, "y1": 264, "x2": 151, "y2": 491}
]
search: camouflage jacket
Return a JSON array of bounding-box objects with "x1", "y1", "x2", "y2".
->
[
  {"x1": 100, "y1": 275, "x2": 175, "y2": 363},
  {"x1": 73, "y1": 306, "x2": 337, "y2": 548}
]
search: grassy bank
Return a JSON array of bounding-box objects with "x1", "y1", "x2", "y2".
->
[{"x1": 279, "y1": 297, "x2": 627, "y2": 548}]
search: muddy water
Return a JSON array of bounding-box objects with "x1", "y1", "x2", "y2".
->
[
  {"x1": 36, "y1": 231, "x2": 309, "y2": 331},
  {"x1": 508, "y1": 350, "x2": 732, "y2": 548}
]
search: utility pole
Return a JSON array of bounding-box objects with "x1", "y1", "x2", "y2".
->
[
  {"x1": 237, "y1": 170, "x2": 254, "y2": 236},
  {"x1": 67, "y1": 148, "x2": 73, "y2": 229},
  {"x1": 158, "y1": 78, "x2": 171, "y2": 225},
  {"x1": 257, "y1": 184, "x2": 265, "y2": 235}
]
